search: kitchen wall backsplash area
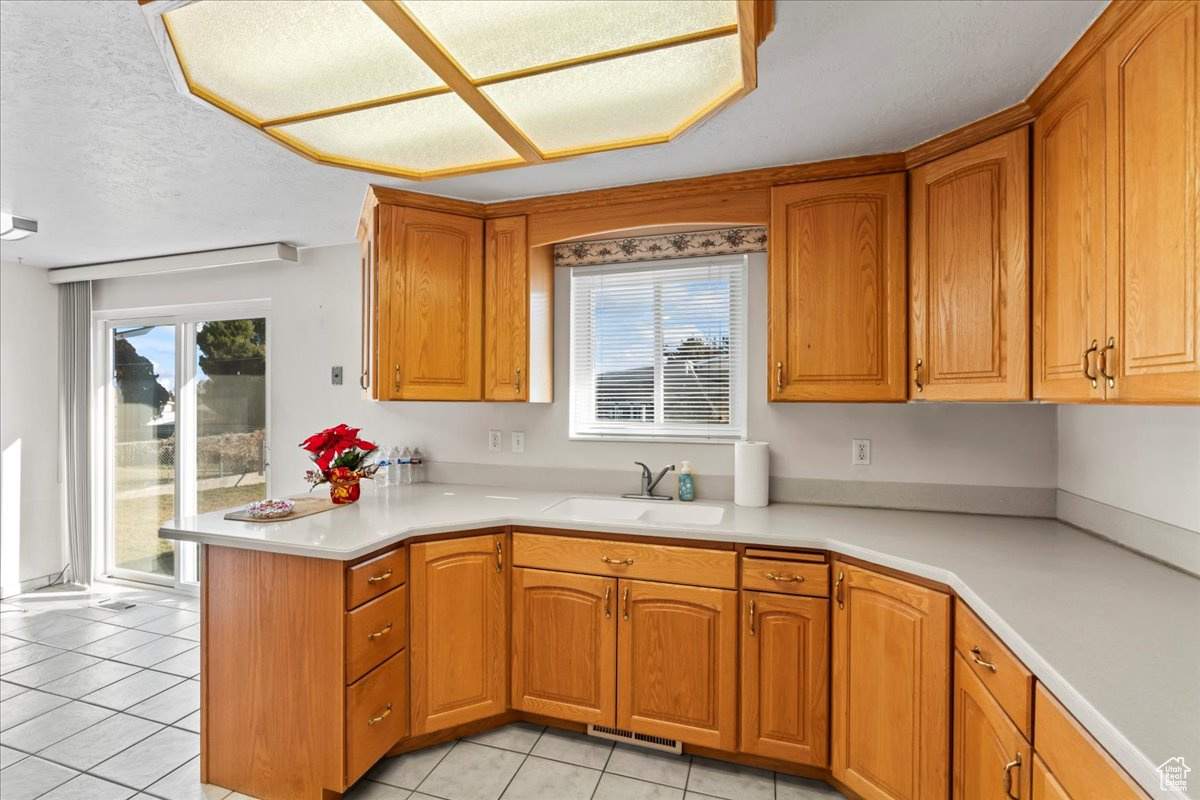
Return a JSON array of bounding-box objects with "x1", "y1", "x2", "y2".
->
[{"x1": 93, "y1": 244, "x2": 1060, "y2": 517}]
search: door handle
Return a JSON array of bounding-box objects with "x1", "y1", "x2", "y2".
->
[
  {"x1": 622, "y1": 585, "x2": 630, "y2": 620},
  {"x1": 913, "y1": 358, "x2": 924, "y2": 393},
  {"x1": 834, "y1": 570, "x2": 845, "y2": 609},
  {"x1": 1080, "y1": 340, "x2": 1099, "y2": 388},
  {"x1": 970, "y1": 645, "x2": 997, "y2": 672},
  {"x1": 393, "y1": 364, "x2": 401, "y2": 392},
  {"x1": 775, "y1": 362, "x2": 783, "y2": 394},
  {"x1": 603, "y1": 584, "x2": 611, "y2": 619},
  {"x1": 1097, "y1": 337, "x2": 1116, "y2": 388},
  {"x1": 495, "y1": 540, "x2": 503, "y2": 573},
  {"x1": 1002, "y1": 753, "x2": 1021, "y2": 799},
  {"x1": 748, "y1": 599, "x2": 756, "y2": 636},
  {"x1": 515, "y1": 366, "x2": 521, "y2": 394}
]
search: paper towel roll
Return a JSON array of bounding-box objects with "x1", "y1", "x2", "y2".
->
[{"x1": 734, "y1": 440, "x2": 769, "y2": 507}]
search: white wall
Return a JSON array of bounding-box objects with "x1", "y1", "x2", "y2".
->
[
  {"x1": 1, "y1": 262, "x2": 64, "y2": 594},
  {"x1": 93, "y1": 244, "x2": 1058, "y2": 500},
  {"x1": 1058, "y1": 405, "x2": 1200, "y2": 532}
]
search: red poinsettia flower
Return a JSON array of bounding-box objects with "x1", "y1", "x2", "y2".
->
[{"x1": 300, "y1": 424, "x2": 379, "y2": 485}]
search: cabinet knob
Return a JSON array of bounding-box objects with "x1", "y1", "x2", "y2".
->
[{"x1": 1080, "y1": 340, "x2": 1099, "y2": 388}]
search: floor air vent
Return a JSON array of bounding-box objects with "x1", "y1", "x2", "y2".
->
[{"x1": 586, "y1": 725, "x2": 682, "y2": 754}]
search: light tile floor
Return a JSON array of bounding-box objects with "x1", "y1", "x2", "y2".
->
[{"x1": 0, "y1": 583, "x2": 845, "y2": 800}]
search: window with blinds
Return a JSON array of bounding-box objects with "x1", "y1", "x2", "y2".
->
[{"x1": 570, "y1": 255, "x2": 747, "y2": 439}]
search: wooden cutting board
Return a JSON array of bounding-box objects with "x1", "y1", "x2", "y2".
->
[{"x1": 223, "y1": 494, "x2": 343, "y2": 523}]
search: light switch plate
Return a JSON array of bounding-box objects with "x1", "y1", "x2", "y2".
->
[
  {"x1": 488, "y1": 430, "x2": 502, "y2": 453},
  {"x1": 511, "y1": 431, "x2": 525, "y2": 453}
]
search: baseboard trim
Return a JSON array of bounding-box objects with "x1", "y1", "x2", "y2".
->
[
  {"x1": 1, "y1": 571, "x2": 61, "y2": 601},
  {"x1": 1056, "y1": 490, "x2": 1200, "y2": 578},
  {"x1": 424, "y1": 462, "x2": 1055, "y2": 518}
]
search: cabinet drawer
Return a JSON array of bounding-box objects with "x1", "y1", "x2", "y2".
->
[
  {"x1": 955, "y1": 600, "x2": 1033, "y2": 737},
  {"x1": 1034, "y1": 685, "x2": 1148, "y2": 800},
  {"x1": 512, "y1": 532, "x2": 736, "y2": 589},
  {"x1": 346, "y1": 585, "x2": 407, "y2": 684},
  {"x1": 742, "y1": 558, "x2": 829, "y2": 597},
  {"x1": 346, "y1": 650, "x2": 408, "y2": 787},
  {"x1": 347, "y1": 547, "x2": 406, "y2": 610}
]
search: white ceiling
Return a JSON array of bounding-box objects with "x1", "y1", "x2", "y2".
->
[{"x1": 0, "y1": 0, "x2": 1106, "y2": 269}]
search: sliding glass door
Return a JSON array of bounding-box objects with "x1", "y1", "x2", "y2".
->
[{"x1": 103, "y1": 308, "x2": 268, "y2": 588}]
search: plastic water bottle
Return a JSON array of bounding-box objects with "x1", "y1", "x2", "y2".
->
[
  {"x1": 375, "y1": 449, "x2": 393, "y2": 488},
  {"x1": 411, "y1": 447, "x2": 424, "y2": 484},
  {"x1": 399, "y1": 447, "x2": 413, "y2": 485},
  {"x1": 387, "y1": 446, "x2": 401, "y2": 487}
]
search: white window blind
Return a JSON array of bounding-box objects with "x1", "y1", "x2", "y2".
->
[{"x1": 570, "y1": 255, "x2": 747, "y2": 440}]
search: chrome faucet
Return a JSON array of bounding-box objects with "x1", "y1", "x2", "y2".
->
[{"x1": 622, "y1": 461, "x2": 675, "y2": 501}]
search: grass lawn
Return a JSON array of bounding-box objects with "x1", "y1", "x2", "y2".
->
[{"x1": 114, "y1": 482, "x2": 265, "y2": 575}]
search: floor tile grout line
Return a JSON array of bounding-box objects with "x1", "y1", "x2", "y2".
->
[{"x1": 1, "y1": 637, "x2": 200, "y2": 690}]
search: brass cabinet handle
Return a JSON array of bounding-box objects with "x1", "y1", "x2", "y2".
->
[
  {"x1": 775, "y1": 362, "x2": 783, "y2": 394},
  {"x1": 495, "y1": 540, "x2": 503, "y2": 573},
  {"x1": 1080, "y1": 340, "x2": 1099, "y2": 387},
  {"x1": 765, "y1": 572, "x2": 803, "y2": 583},
  {"x1": 622, "y1": 585, "x2": 630, "y2": 620},
  {"x1": 913, "y1": 358, "x2": 924, "y2": 393},
  {"x1": 1097, "y1": 337, "x2": 1116, "y2": 388},
  {"x1": 600, "y1": 556, "x2": 634, "y2": 566},
  {"x1": 367, "y1": 703, "x2": 393, "y2": 726},
  {"x1": 603, "y1": 585, "x2": 611, "y2": 619},
  {"x1": 1002, "y1": 753, "x2": 1022, "y2": 799},
  {"x1": 834, "y1": 570, "x2": 845, "y2": 609},
  {"x1": 970, "y1": 645, "x2": 998, "y2": 672},
  {"x1": 367, "y1": 623, "x2": 393, "y2": 641},
  {"x1": 393, "y1": 364, "x2": 401, "y2": 392},
  {"x1": 366, "y1": 569, "x2": 393, "y2": 585},
  {"x1": 515, "y1": 366, "x2": 521, "y2": 394},
  {"x1": 748, "y1": 599, "x2": 756, "y2": 636}
]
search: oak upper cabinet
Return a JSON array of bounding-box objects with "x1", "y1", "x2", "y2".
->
[
  {"x1": 910, "y1": 128, "x2": 1030, "y2": 401},
  {"x1": 952, "y1": 655, "x2": 1031, "y2": 800},
  {"x1": 617, "y1": 579, "x2": 738, "y2": 751},
  {"x1": 376, "y1": 204, "x2": 484, "y2": 401},
  {"x1": 831, "y1": 560, "x2": 951, "y2": 800},
  {"x1": 409, "y1": 534, "x2": 508, "y2": 735},
  {"x1": 1033, "y1": 56, "x2": 1108, "y2": 402},
  {"x1": 1102, "y1": 0, "x2": 1200, "y2": 402},
  {"x1": 484, "y1": 216, "x2": 553, "y2": 402},
  {"x1": 740, "y1": 591, "x2": 829, "y2": 766},
  {"x1": 768, "y1": 173, "x2": 908, "y2": 402},
  {"x1": 511, "y1": 567, "x2": 616, "y2": 726}
]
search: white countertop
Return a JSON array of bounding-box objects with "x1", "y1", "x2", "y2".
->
[{"x1": 161, "y1": 484, "x2": 1199, "y2": 798}]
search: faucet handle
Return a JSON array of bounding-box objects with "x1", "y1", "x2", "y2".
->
[{"x1": 633, "y1": 461, "x2": 652, "y2": 477}]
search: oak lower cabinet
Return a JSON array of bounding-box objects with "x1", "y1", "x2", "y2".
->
[
  {"x1": 767, "y1": 173, "x2": 908, "y2": 402},
  {"x1": 830, "y1": 559, "x2": 951, "y2": 800},
  {"x1": 511, "y1": 567, "x2": 617, "y2": 725},
  {"x1": 618, "y1": 579, "x2": 738, "y2": 751},
  {"x1": 409, "y1": 533, "x2": 509, "y2": 735},
  {"x1": 740, "y1": 591, "x2": 829, "y2": 766},
  {"x1": 953, "y1": 654, "x2": 1031, "y2": 800},
  {"x1": 909, "y1": 128, "x2": 1031, "y2": 401}
]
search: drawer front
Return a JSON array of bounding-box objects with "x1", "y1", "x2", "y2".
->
[
  {"x1": 346, "y1": 650, "x2": 408, "y2": 787},
  {"x1": 512, "y1": 532, "x2": 736, "y2": 589},
  {"x1": 742, "y1": 558, "x2": 829, "y2": 597},
  {"x1": 347, "y1": 547, "x2": 407, "y2": 610},
  {"x1": 955, "y1": 600, "x2": 1033, "y2": 737},
  {"x1": 1034, "y1": 685, "x2": 1149, "y2": 800},
  {"x1": 346, "y1": 585, "x2": 407, "y2": 684}
]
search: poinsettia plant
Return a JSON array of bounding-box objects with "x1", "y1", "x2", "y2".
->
[{"x1": 300, "y1": 424, "x2": 379, "y2": 488}]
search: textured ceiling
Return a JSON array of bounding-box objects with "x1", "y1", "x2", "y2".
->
[{"x1": 0, "y1": 0, "x2": 1106, "y2": 268}]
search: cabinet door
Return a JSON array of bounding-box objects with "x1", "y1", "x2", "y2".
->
[
  {"x1": 1033, "y1": 56, "x2": 1108, "y2": 402},
  {"x1": 484, "y1": 216, "x2": 529, "y2": 401},
  {"x1": 740, "y1": 591, "x2": 829, "y2": 766},
  {"x1": 360, "y1": 226, "x2": 380, "y2": 400},
  {"x1": 617, "y1": 580, "x2": 737, "y2": 750},
  {"x1": 910, "y1": 129, "x2": 1030, "y2": 401},
  {"x1": 410, "y1": 534, "x2": 507, "y2": 734},
  {"x1": 953, "y1": 654, "x2": 1031, "y2": 800},
  {"x1": 378, "y1": 205, "x2": 483, "y2": 401},
  {"x1": 511, "y1": 568, "x2": 616, "y2": 726},
  {"x1": 1104, "y1": 0, "x2": 1200, "y2": 403},
  {"x1": 1031, "y1": 755, "x2": 1071, "y2": 800},
  {"x1": 831, "y1": 560, "x2": 951, "y2": 800},
  {"x1": 767, "y1": 174, "x2": 908, "y2": 401}
]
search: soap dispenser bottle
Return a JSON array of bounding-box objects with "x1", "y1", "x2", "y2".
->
[{"x1": 678, "y1": 461, "x2": 695, "y2": 502}]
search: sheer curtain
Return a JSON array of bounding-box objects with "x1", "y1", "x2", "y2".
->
[{"x1": 58, "y1": 281, "x2": 92, "y2": 586}]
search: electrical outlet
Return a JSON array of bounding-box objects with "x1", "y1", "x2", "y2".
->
[
  {"x1": 488, "y1": 429, "x2": 502, "y2": 453},
  {"x1": 331, "y1": 366, "x2": 343, "y2": 385},
  {"x1": 511, "y1": 431, "x2": 525, "y2": 453},
  {"x1": 852, "y1": 438, "x2": 871, "y2": 465}
]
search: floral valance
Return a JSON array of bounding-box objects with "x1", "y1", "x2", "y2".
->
[{"x1": 554, "y1": 226, "x2": 767, "y2": 267}]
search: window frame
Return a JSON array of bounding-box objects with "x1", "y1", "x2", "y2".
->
[{"x1": 568, "y1": 254, "x2": 748, "y2": 443}]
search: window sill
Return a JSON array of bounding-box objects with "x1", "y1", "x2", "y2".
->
[{"x1": 569, "y1": 434, "x2": 743, "y2": 445}]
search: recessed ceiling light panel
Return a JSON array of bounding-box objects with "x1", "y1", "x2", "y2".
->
[{"x1": 148, "y1": 0, "x2": 774, "y2": 180}]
